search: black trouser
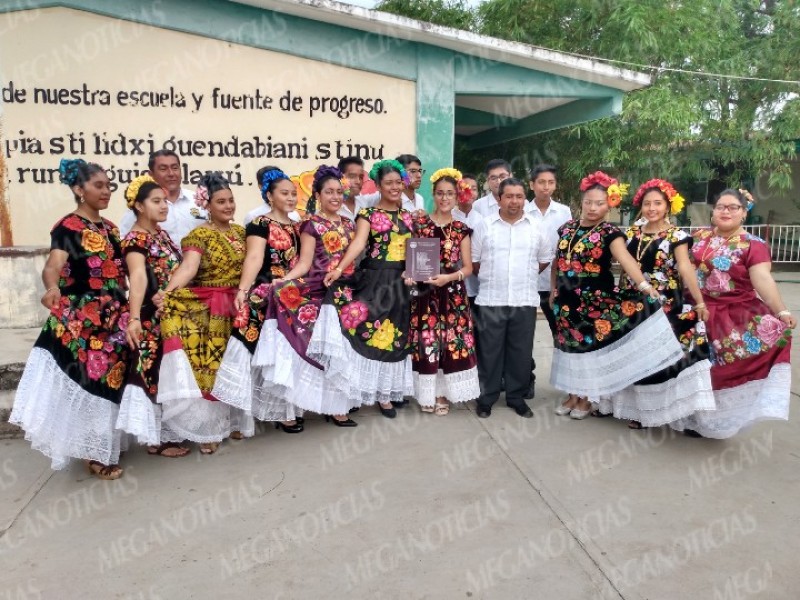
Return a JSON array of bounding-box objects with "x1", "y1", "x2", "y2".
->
[
  {"x1": 538, "y1": 291, "x2": 557, "y2": 338},
  {"x1": 474, "y1": 305, "x2": 537, "y2": 410}
]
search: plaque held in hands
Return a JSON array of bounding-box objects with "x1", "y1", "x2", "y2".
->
[{"x1": 408, "y1": 238, "x2": 441, "y2": 281}]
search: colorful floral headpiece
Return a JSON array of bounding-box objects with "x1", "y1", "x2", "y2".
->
[
  {"x1": 632, "y1": 179, "x2": 686, "y2": 215},
  {"x1": 261, "y1": 168, "x2": 289, "y2": 198},
  {"x1": 124, "y1": 174, "x2": 158, "y2": 209},
  {"x1": 58, "y1": 158, "x2": 87, "y2": 187},
  {"x1": 312, "y1": 165, "x2": 348, "y2": 201},
  {"x1": 340, "y1": 177, "x2": 351, "y2": 199},
  {"x1": 369, "y1": 159, "x2": 409, "y2": 186},
  {"x1": 739, "y1": 188, "x2": 755, "y2": 212},
  {"x1": 579, "y1": 171, "x2": 629, "y2": 207},
  {"x1": 194, "y1": 185, "x2": 209, "y2": 209},
  {"x1": 430, "y1": 167, "x2": 472, "y2": 204}
]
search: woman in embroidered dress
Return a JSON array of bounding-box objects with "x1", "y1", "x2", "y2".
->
[
  {"x1": 252, "y1": 166, "x2": 359, "y2": 426},
  {"x1": 117, "y1": 175, "x2": 189, "y2": 457},
  {"x1": 11, "y1": 159, "x2": 128, "y2": 479},
  {"x1": 410, "y1": 168, "x2": 480, "y2": 415},
  {"x1": 672, "y1": 189, "x2": 795, "y2": 438},
  {"x1": 598, "y1": 179, "x2": 715, "y2": 429},
  {"x1": 212, "y1": 167, "x2": 304, "y2": 433},
  {"x1": 310, "y1": 159, "x2": 415, "y2": 418},
  {"x1": 158, "y1": 172, "x2": 253, "y2": 454},
  {"x1": 550, "y1": 171, "x2": 683, "y2": 419}
]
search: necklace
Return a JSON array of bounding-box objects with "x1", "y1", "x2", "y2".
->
[
  {"x1": 635, "y1": 227, "x2": 666, "y2": 264},
  {"x1": 210, "y1": 221, "x2": 244, "y2": 254},
  {"x1": 318, "y1": 210, "x2": 343, "y2": 227},
  {"x1": 565, "y1": 221, "x2": 602, "y2": 263},
  {"x1": 430, "y1": 215, "x2": 454, "y2": 251},
  {"x1": 700, "y1": 227, "x2": 742, "y2": 264}
]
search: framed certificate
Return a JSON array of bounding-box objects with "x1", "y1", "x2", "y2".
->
[{"x1": 407, "y1": 238, "x2": 441, "y2": 281}]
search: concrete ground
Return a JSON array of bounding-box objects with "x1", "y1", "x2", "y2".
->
[{"x1": 2, "y1": 280, "x2": 800, "y2": 599}]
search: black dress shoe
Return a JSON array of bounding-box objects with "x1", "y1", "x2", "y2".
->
[
  {"x1": 390, "y1": 398, "x2": 409, "y2": 408},
  {"x1": 348, "y1": 406, "x2": 360, "y2": 414},
  {"x1": 325, "y1": 415, "x2": 358, "y2": 427},
  {"x1": 684, "y1": 429, "x2": 703, "y2": 438},
  {"x1": 476, "y1": 407, "x2": 491, "y2": 418},
  {"x1": 379, "y1": 405, "x2": 397, "y2": 419},
  {"x1": 274, "y1": 422, "x2": 304, "y2": 433},
  {"x1": 514, "y1": 405, "x2": 534, "y2": 418},
  {"x1": 295, "y1": 417, "x2": 305, "y2": 425}
]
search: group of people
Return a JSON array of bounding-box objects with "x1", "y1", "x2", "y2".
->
[{"x1": 10, "y1": 149, "x2": 796, "y2": 480}]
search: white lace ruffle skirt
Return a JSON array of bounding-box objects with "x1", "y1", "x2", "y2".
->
[
  {"x1": 10, "y1": 347, "x2": 123, "y2": 470},
  {"x1": 308, "y1": 304, "x2": 414, "y2": 406},
  {"x1": 413, "y1": 367, "x2": 480, "y2": 407},
  {"x1": 670, "y1": 363, "x2": 791, "y2": 439},
  {"x1": 598, "y1": 359, "x2": 716, "y2": 427},
  {"x1": 158, "y1": 349, "x2": 254, "y2": 443},
  {"x1": 550, "y1": 310, "x2": 684, "y2": 398}
]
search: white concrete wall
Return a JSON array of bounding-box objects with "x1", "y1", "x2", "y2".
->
[{"x1": 0, "y1": 249, "x2": 48, "y2": 328}]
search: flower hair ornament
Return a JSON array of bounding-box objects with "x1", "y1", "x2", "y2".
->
[
  {"x1": 739, "y1": 188, "x2": 755, "y2": 212},
  {"x1": 194, "y1": 185, "x2": 209, "y2": 209},
  {"x1": 58, "y1": 158, "x2": 87, "y2": 187},
  {"x1": 261, "y1": 168, "x2": 289, "y2": 198},
  {"x1": 579, "y1": 171, "x2": 630, "y2": 208},
  {"x1": 430, "y1": 167, "x2": 472, "y2": 204},
  {"x1": 369, "y1": 159, "x2": 410, "y2": 186},
  {"x1": 124, "y1": 174, "x2": 158, "y2": 209},
  {"x1": 632, "y1": 179, "x2": 686, "y2": 215}
]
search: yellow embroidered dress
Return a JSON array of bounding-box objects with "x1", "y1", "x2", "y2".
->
[{"x1": 158, "y1": 225, "x2": 254, "y2": 442}]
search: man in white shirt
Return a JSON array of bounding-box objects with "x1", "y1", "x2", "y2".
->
[
  {"x1": 471, "y1": 159, "x2": 513, "y2": 220},
  {"x1": 526, "y1": 164, "x2": 572, "y2": 337},
  {"x1": 356, "y1": 153, "x2": 426, "y2": 213},
  {"x1": 243, "y1": 165, "x2": 301, "y2": 225},
  {"x1": 337, "y1": 156, "x2": 365, "y2": 221},
  {"x1": 471, "y1": 178, "x2": 555, "y2": 419},
  {"x1": 119, "y1": 150, "x2": 205, "y2": 249}
]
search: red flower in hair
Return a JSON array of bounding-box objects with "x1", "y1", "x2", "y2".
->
[{"x1": 579, "y1": 171, "x2": 617, "y2": 191}]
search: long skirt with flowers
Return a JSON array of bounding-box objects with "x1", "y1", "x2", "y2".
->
[
  {"x1": 116, "y1": 228, "x2": 183, "y2": 446},
  {"x1": 11, "y1": 214, "x2": 129, "y2": 469},
  {"x1": 212, "y1": 217, "x2": 303, "y2": 421},
  {"x1": 598, "y1": 226, "x2": 715, "y2": 426},
  {"x1": 671, "y1": 230, "x2": 792, "y2": 438},
  {"x1": 247, "y1": 215, "x2": 358, "y2": 416},
  {"x1": 550, "y1": 220, "x2": 684, "y2": 401},
  {"x1": 158, "y1": 225, "x2": 254, "y2": 443},
  {"x1": 308, "y1": 207, "x2": 415, "y2": 406},
  {"x1": 409, "y1": 216, "x2": 480, "y2": 407}
]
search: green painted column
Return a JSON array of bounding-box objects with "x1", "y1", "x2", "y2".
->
[{"x1": 415, "y1": 46, "x2": 455, "y2": 211}]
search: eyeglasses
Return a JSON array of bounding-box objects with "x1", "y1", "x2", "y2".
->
[
  {"x1": 714, "y1": 204, "x2": 743, "y2": 213},
  {"x1": 407, "y1": 168, "x2": 425, "y2": 176},
  {"x1": 487, "y1": 173, "x2": 510, "y2": 182}
]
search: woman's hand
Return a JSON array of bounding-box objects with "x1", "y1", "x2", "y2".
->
[
  {"x1": 234, "y1": 289, "x2": 248, "y2": 312},
  {"x1": 324, "y1": 269, "x2": 342, "y2": 287},
  {"x1": 41, "y1": 288, "x2": 61, "y2": 310},
  {"x1": 427, "y1": 274, "x2": 452, "y2": 288},
  {"x1": 779, "y1": 312, "x2": 797, "y2": 329},
  {"x1": 152, "y1": 290, "x2": 165, "y2": 310},
  {"x1": 125, "y1": 318, "x2": 143, "y2": 350},
  {"x1": 549, "y1": 290, "x2": 556, "y2": 309},
  {"x1": 695, "y1": 305, "x2": 710, "y2": 322},
  {"x1": 647, "y1": 287, "x2": 661, "y2": 301}
]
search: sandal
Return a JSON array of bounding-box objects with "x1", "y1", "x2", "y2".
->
[
  {"x1": 229, "y1": 431, "x2": 244, "y2": 440},
  {"x1": 434, "y1": 401, "x2": 450, "y2": 416},
  {"x1": 628, "y1": 420, "x2": 647, "y2": 430},
  {"x1": 148, "y1": 442, "x2": 191, "y2": 458},
  {"x1": 590, "y1": 410, "x2": 611, "y2": 418},
  {"x1": 199, "y1": 442, "x2": 220, "y2": 455},
  {"x1": 420, "y1": 405, "x2": 435, "y2": 413},
  {"x1": 86, "y1": 460, "x2": 123, "y2": 480}
]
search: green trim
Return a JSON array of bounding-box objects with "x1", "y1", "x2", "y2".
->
[
  {"x1": 465, "y1": 97, "x2": 622, "y2": 149},
  {"x1": 1, "y1": 0, "x2": 419, "y2": 80},
  {"x1": 416, "y1": 47, "x2": 455, "y2": 211},
  {"x1": 455, "y1": 106, "x2": 514, "y2": 128},
  {"x1": 455, "y1": 60, "x2": 620, "y2": 98}
]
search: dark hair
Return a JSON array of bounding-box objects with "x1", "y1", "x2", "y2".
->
[
  {"x1": 498, "y1": 177, "x2": 525, "y2": 196},
  {"x1": 485, "y1": 159, "x2": 512, "y2": 175},
  {"x1": 373, "y1": 163, "x2": 403, "y2": 184},
  {"x1": 198, "y1": 172, "x2": 231, "y2": 198},
  {"x1": 581, "y1": 184, "x2": 608, "y2": 195},
  {"x1": 313, "y1": 165, "x2": 343, "y2": 196},
  {"x1": 716, "y1": 188, "x2": 747, "y2": 208},
  {"x1": 337, "y1": 156, "x2": 364, "y2": 172},
  {"x1": 529, "y1": 164, "x2": 557, "y2": 181},
  {"x1": 258, "y1": 165, "x2": 289, "y2": 203},
  {"x1": 395, "y1": 154, "x2": 421, "y2": 168},
  {"x1": 461, "y1": 172, "x2": 477, "y2": 181},
  {"x1": 133, "y1": 181, "x2": 163, "y2": 206},
  {"x1": 640, "y1": 186, "x2": 669, "y2": 203},
  {"x1": 433, "y1": 176, "x2": 459, "y2": 192},
  {"x1": 148, "y1": 149, "x2": 180, "y2": 171},
  {"x1": 58, "y1": 159, "x2": 106, "y2": 202}
]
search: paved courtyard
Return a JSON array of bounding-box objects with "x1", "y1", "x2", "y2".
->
[{"x1": 1, "y1": 279, "x2": 799, "y2": 599}]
